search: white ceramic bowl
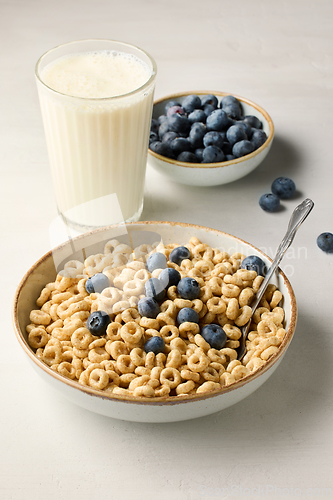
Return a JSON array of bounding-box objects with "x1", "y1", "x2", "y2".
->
[
  {"x1": 13, "y1": 222, "x2": 296, "y2": 423},
  {"x1": 148, "y1": 91, "x2": 274, "y2": 186}
]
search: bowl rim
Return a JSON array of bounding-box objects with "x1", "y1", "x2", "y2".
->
[
  {"x1": 12, "y1": 221, "x2": 296, "y2": 406},
  {"x1": 148, "y1": 90, "x2": 274, "y2": 169}
]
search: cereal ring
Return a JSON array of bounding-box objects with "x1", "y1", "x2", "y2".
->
[
  {"x1": 106, "y1": 322, "x2": 122, "y2": 341},
  {"x1": 116, "y1": 355, "x2": 136, "y2": 374},
  {"x1": 55, "y1": 274, "x2": 73, "y2": 292},
  {"x1": 139, "y1": 317, "x2": 160, "y2": 330},
  {"x1": 178, "y1": 322, "x2": 200, "y2": 338},
  {"x1": 121, "y1": 307, "x2": 141, "y2": 324},
  {"x1": 222, "y1": 283, "x2": 240, "y2": 298},
  {"x1": 192, "y1": 299, "x2": 204, "y2": 314},
  {"x1": 202, "y1": 366, "x2": 220, "y2": 382},
  {"x1": 246, "y1": 356, "x2": 265, "y2": 371},
  {"x1": 106, "y1": 340, "x2": 128, "y2": 359},
  {"x1": 36, "y1": 287, "x2": 52, "y2": 307},
  {"x1": 196, "y1": 381, "x2": 220, "y2": 393},
  {"x1": 206, "y1": 296, "x2": 226, "y2": 314},
  {"x1": 133, "y1": 385, "x2": 155, "y2": 397},
  {"x1": 206, "y1": 277, "x2": 223, "y2": 295},
  {"x1": 120, "y1": 321, "x2": 144, "y2": 348},
  {"x1": 160, "y1": 367, "x2": 181, "y2": 389},
  {"x1": 176, "y1": 380, "x2": 196, "y2": 395},
  {"x1": 28, "y1": 327, "x2": 49, "y2": 349},
  {"x1": 220, "y1": 347, "x2": 237, "y2": 363},
  {"x1": 156, "y1": 312, "x2": 175, "y2": 327},
  {"x1": 89, "y1": 369, "x2": 109, "y2": 390},
  {"x1": 231, "y1": 365, "x2": 250, "y2": 380},
  {"x1": 155, "y1": 352, "x2": 167, "y2": 367},
  {"x1": 160, "y1": 300, "x2": 178, "y2": 317},
  {"x1": 195, "y1": 259, "x2": 214, "y2": 277},
  {"x1": 220, "y1": 372, "x2": 236, "y2": 387},
  {"x1": 187, "y1": 349, "x2": 210, "y2": 373},
  {"x1": 238, "y1": 287, "x2": 255, "y2": 307},
  {"x1": 71, "y1": 327, "x2": 94, "y2": 350},
  {"x1": 130, "y1": 347, "x2": 146, "y2": 367},
  {"x1": 194, "y1": 334, "x2": 210, "y2": 351},
  {"x1": 29, "y1": 310, "x2": 51, "y2": 326},
  {"x1": 43, "y1": 344, "x2": 62, "y2": 366},
  {"x1": 63, "y1": 260, "x2": 85, "y2": 279},
  {"x1": 226, "y1": 298, "x2": 239, "y2": 320},
  {"x1": 119, "y1": 373, "x2": 137, "y2": 387},
  {"x1": 166, "y1": 349, "x2": 182, "y2": 369},
  {"x1": 260, "y1": 346, "x2": 279, "y2": 361},
  {"x1": 123, "y1": 280, "x2": 145, "y2": 296},
  {"x1": 57, "y1": 361, "x2": 76, "y2": 380},
  {"x1": 88, "y1": 347, "x2": 110, "y2": 363},
  {"x1": 223, "y1": 324, "x2": 242, "y2": 340},
  {"x1": 145, "y1": 351, "x2": 155, "y2": 369},
  {"x1": 199, "y1": 286, "x2": 213, "y2": 303},
  {"x1": 154, "y1": 385, "x2": 171, "y2": 397},
  {"x1": 235, "y1": 306, "x2": 252, "y2": 326},
  {"x1": 160, "y1": 325, "x2": 179, "y2": 343},
  {"x1": 128, "y1": 375, "x2": 150, "y2": 391},
  {"x1": 180, "y1": 369, "x2": 200, "y2": 382}
]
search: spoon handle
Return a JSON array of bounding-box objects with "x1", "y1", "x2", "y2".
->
[
  {"x1": 251, "y1": 198, "x2": 314, "y2": 310},
  {"x1": 237, "y1": 198, "x2": 314, "y2": 360}
]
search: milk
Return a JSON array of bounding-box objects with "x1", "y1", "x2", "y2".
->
[{"x1": 36, "y1": 41, "x2": 156, "y2": 228}]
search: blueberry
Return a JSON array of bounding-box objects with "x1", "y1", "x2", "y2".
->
[
  {"x1": 167, "y1": 114, "x2": 191, "y2": 134},
  {"x1": 150, "y1": 141, "x2": 174, "y2": 159},
  {"x1": 158, "y1": 114, "x2": 168, "y2": 125},
  {"x1": 202, "y1": 145, "x2": 225, "y2": 163},
  {"x1": 177, "y1": 307, "x2": 199, "y2": 324},
  {"x1": 149, "y1": 131, "x2": 159, "y2": 144},
  {"x1": 158, "y1": 120, "x2": 170, "y2": 139},
  {"x1": 201, "y1": 324, "x2": 227, "y2": 349},
  {"x1": 226, "y1": 124, "x2": 247, "y2": 146},
  {"x1": 158, "y1": 267, "x2": 181, "y2": 288},
  {"x1": 259, "y1": 193, "x2": 280, "y2": 212},
  {"x1": 164, "y1": 100, "x2": 181, "y2": 114},
  {"x1": 203, "y1": 104, "x2": 216, "y2": 117},
  {"x1": 146, "y1": 252, "x2": 168, "y2": 272},
  {"x1": 161, "y1": 131, "x2": 178, "y2": 146},
  {"x1": 167, "y1": 105, "x2": 186, "y2": 117},
  {"x1": 243, "y1": 115, "x2": 262, "y2": 129},
  {"x1": 203, "y1": 131, "x2": 225, "y2": 149},
  {"x1": 206, "y1": 109, "x2": 229, "y2": 131},
  {"x1": 317, "y1": 232, "x2": 333, "y2": 253},
  {"x1": 85, "y1": 273, "x2": 110, "y2": 294},
  {"x1": 138, "y1": 296, "x2": 160, "y2": 318},
  {"x1": 232, "y1": 140, "x2": 255, "y2": 158},
  {"x1": 182, "y1": 94, "x2": 202, "y2": 113},
  {"x1": 221, "y1": 95, "x2": 240, "y2": 108},
  {"x1": 194, "y1": 148, "x2": 204, "y2": 162},
  {"x1": 169, "y1": 246, "x2": 191, "y2": 265},
  {"x1": 226, "y1": 154, "x2": 236, "y2": 161},
  {"x1": 151, "y1": 118, "x2": 159, "y2": 134},
  {"x1": 145, "y1": 277, "x2": 166, "y2": 302},
  {"x1": 170, "y1": 137, "x2": 192, "y2": 156},
  {"x1": 144, "y1": 336, "x2": 165, "y2": 354},
  {"x1": 177, "y1": 151, "x2": 198, "y2": 163},
  {"x1": 86, "y1": 311, "x2": 111, "y2": 336},
  {"x1": 251, "y1": 129, "x2": 267, "y2": 149},
  {"x1": 235, "y1": 120, "x2": 252, "y2": 139},
  {"x1": 271, "y1": 177, "x2": 296, "y2": 199},
  {"x1": 201, "y1": 94, "x2": 218, "y2": 108},
  {"x1": 189, "y1": 122, "x2": 206, "y2": 149},
  {"x1": 241, "y1": 255, "x2": 266, "y2": 276},
  {"x1": 177, "y1": 277, "x2": 200, "y2": 300},
  {"x1": 223, "y1": 102, "x2": 242, "y2": 120},
  {"x1": 188, "y1": 109, "x2": 207, "y2": 124}
]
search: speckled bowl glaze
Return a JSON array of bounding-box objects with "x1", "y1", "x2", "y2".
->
[
  {"x1": 148, "y1": 91, "x2": 274, "y2": 186},
  {"x1": 13, "y1": 222, "x2": 296, "y2": 423}
]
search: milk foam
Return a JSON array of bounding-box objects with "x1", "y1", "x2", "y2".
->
[{"x1": 40, "y1": 50, "x2": 152, "y2": 98}]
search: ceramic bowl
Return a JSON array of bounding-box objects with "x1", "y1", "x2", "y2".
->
[
  {"x1": 12, "y1": 221, "x2": 296, "y2": 423},
  {"x1": 147, "y1": 91, "x2": 274, "y2": 186}
]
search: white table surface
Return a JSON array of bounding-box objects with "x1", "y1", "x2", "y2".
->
[{"x1": 2, "y1": 0, "x2": 333, "y2": 498}]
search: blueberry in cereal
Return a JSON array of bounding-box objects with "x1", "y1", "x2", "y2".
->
[
  {"x1": 146, "y1": 252, "x2": 168, "y2": 273},
  {"x1": 201, "y1": 324, "x2": 227, "y2": 349},
  {"x1": 241, "y1": 255, "x2": 266, "y2": 276},
  {"x1": 158, "y1": 267, "x2": 181, "y2": 288},
  {"x1": 169, "y1": 245, "x2": 191, "y2": 265},
  {"x1": 177, "y1": 277, "x2": 201, "y2": 300},
  {"x1": 177, "y1": 307, "x2": 199, "y2": 325},
  {"x1": 138, "y1": 296, "x2": 160, "y2": 318},
  {"x1": 144, "y1": 336, "x2": 165, "y2": 354},
  {"x1": 145, "y1": 277, "x2": 166, "y2": 302},
  {"x1": 85, "y1": 273, "x2": 110, "y2": 294},
  {"x1": 86, "y1": 311, "x2": 111, "y2": 336}
]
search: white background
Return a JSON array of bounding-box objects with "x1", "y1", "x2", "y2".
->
[{"x1": 1, "y1": 0, "x2": 332, "y2": 499}]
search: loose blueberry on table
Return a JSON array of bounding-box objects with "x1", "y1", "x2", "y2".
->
[
  {"x1": 317, "y1": 232, "x2": 333, "y2": 253},
  {"x1": 259, "y1": 193, "x2": 280, "y2": 212},
  {"x1": 150, "y1": 93, "x2": 268, "y2": 163},
  {"x1": 271, "y1": 177, "x2": 296, "y2": 199}
]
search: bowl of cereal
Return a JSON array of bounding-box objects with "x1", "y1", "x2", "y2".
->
[
  {"x1": 148, "y1": 91, "x2": 274, "y2": 186},
  {"x1": 12, "y1": 221, "x2": 296, "y2": 423}
]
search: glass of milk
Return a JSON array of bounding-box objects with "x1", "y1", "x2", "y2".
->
[{"x1": 35, "y1": 40, "x2": 157, "y2": 230}]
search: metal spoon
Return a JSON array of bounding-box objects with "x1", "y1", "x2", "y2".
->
[{"x1": 237, "y1": 198, "x2": 314, "y2": 361}]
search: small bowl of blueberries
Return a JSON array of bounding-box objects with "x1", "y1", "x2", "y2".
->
[{"x1": 148, "y1": 91, "x2": 274, "y2": 186}]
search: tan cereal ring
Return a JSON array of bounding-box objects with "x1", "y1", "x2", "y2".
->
[
  {"x1": 29, "y1": 310, "x2": 51, "y2": 326},
  {"x1": 160, "y1": 367, "x2": 181, "y2": 389},
  {"x1": 120, "y1": 321, "x2": 144, "y2": 348},
  {"x1": 160, "y1": 325, "x2": 179, "y2": 343},
  {"x1": 28, "y1": 327, "x2": 49, "y2": 349},
  {"x1": 196, "y1": 381, "x2": 221, "y2": 393}
]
